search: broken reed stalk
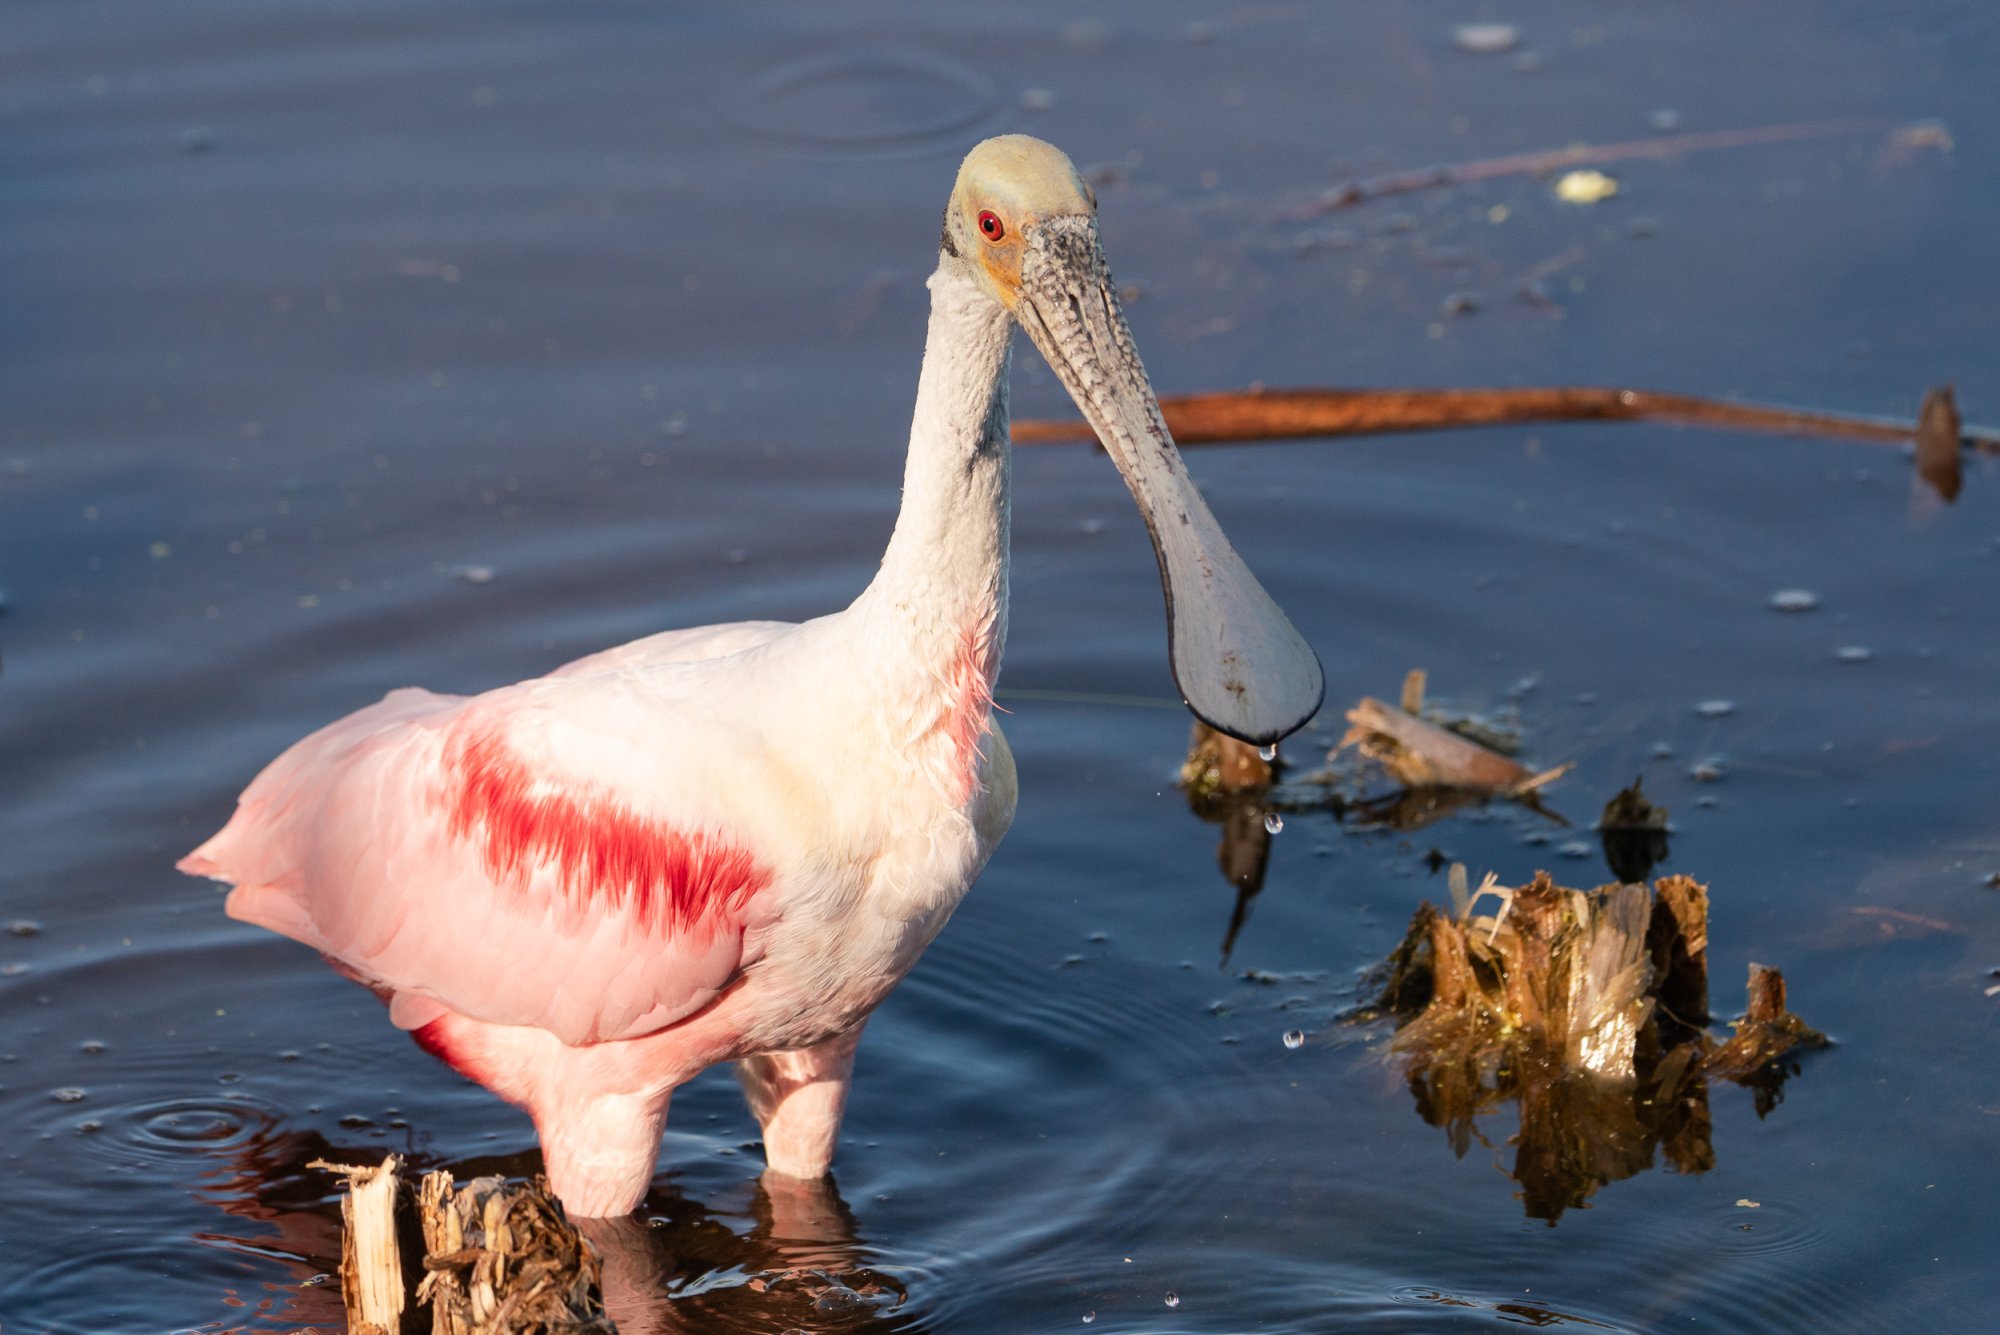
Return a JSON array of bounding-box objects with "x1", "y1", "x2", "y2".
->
[
  {"x1": 1012, "y1": 384, "x2": 2000, "y2": 456},
  {"x1": 310, "y1": 1156, "x2": 406, "y2": 1335}
]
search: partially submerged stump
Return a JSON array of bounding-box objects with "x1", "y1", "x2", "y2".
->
[
  {"x1": 315, "y1": 1158, "x2": 615, "y2": 1334},
  {"x1": 1374, "y1": 869, "x2": 1824, "y2": 1220}
]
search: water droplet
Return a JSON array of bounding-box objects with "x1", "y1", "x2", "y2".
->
[
  {"x1": 1282, "y1": 1029, "x2": 1305, "y2": 1050},
  {"x1": 1164, "y1": 1291, "x2": 1181, "y2": 1308},
  {"x1": 1769, "y1": 588, "x2": 1819, "y2": 613},
  {"x1": 1263, "y1": 813, "x2": 1284, "y2": 834},
  {"x1": 1257, "y1": 743, "x2": 1278, "y2": 762},
  {"x1": 1695, "y1": 699, "x2": 1735, "y2": 719}
]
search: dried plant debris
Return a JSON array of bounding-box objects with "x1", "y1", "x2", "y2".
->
[
  {"x1": 314, "y1": 1157, "x2": 614, "y2": 1334},
  {"x1": 1371, "y1": 868, "x2": 1824, "y2": 1221},
  {"x1": 418, "y1": 1171, "x2": 615, "y2": 1334},
  {"x1": 1598, "y1": 776, "x2": 1671, "y2": 884}
]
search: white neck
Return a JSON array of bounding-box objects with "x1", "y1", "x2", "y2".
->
[{"x1": 844, "y1": 261, "x2": 1014, "y2": 798}]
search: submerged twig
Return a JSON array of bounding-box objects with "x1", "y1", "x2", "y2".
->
[
  {"x1": 1286, "y1": 117, "x2": 1908, "y2": 216},
  {"x1": 1013, "y1": 384, "x2": 2000, "y2": 457}
]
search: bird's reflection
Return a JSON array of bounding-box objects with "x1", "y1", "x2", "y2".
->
[{"x1": 199, "y1": 1124, "x2": 912, "y2": 1332}]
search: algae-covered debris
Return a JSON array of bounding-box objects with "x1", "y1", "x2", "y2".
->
[{"x1": 1372, "y1": 868, "x2": 1823, "y2": 1221}]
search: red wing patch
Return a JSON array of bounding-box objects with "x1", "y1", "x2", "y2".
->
[{"x1": 444, "y1": 727, "x2": 769, "y2": 935}]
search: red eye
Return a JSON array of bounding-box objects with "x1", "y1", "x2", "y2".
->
[{"x1": 977, "y1": 210, "x2": 1005, "y2": 242}]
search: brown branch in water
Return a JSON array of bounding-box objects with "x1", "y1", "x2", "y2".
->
[
  {"x1": 1012, "y1": 385, "x2": 2000, "y2": 458},
  {"x1": 1288, "y1": 117, "x2": 1900, "y2": 216}
]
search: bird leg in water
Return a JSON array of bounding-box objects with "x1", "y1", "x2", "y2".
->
[{"x1": 736, "y1": 1027, "x2": 865, "y2": 1179}]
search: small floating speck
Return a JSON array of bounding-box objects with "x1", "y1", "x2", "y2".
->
[
  {"x1": 1451, "y1": 22, "x2": 1521, "y2": 54},
  {"x1": 1558, "y1": 841, "x2": 1593, "y2": 859},
  {"x1": 1554, "y1": 169, "x2": 1619, "y2": 204},
  {"x1": 1282, "y1": 1029, "x2": 1305, "y2": 1050},
  {"x1": 1735, "y1": 1198, "x2": 1762, "y2": 1209},
  {"x1": 1263, "y1": 813, "x2": 1284, "y2": 834},
  {"x1": 80, "y1": 1040, "x2": 106, "y2": 1055},
  {"x1": 52, "y1": 1087, "x2": 86, "y2": 1103},
  {"x1": 1834, "y1": 645, "x2": 1873, "y2": 664},
  {"x1": 6, "y1": 920, "x2": 40, "y2": 937},
  {"x1": 1690, "y1": 757, "x2": 1726, "y2": 783},
  {"x1": 1082, "y1": 1313, "x2": 1097, "y2": 1325},
  {"x1": 1768, "y1": 588, "x2": 1818, "y2": 612},
  {"x1": 450, "y1": 563, "x2": 495, "y2": 585},
  {"x1": 1695, "y1": 699, "x2": 1735, "y2": 719}
]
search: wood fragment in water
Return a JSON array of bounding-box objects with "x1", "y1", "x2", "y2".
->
[
  {"x1": 311, "y1": 1156, "x2": 407, "y2": 1335},
  {"x1": 1013, "y1": 384, "x2": 2000, "y2": 456},
  {"x1": 1340, "y1": 696, "x2": 1567, "y2": 796},
  {"x1": 1914, "y1": 384, "x2": 1963, "y2": 502},
  {"x1": 1702, "y1": 963, "x2": 1828, "y2": 1083}
]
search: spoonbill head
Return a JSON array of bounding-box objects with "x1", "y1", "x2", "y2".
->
[
  {"x1": 945, "y1": 135, "x2": 1324, "y2": 743},
  {"x1": 180, "y1": 134, "x2": 1323, "y2": 1220}
]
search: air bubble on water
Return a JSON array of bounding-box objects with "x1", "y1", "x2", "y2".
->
[
  {"x1": 1258, "y1": 743, "x2": 1278, "y2": 762},
  {"x1": 1283, "y1": 1029, "x2": 1305, "y2": 1050},
  {"x1": 1263, "y1": 813, "x2": 1284, "y2": 834},
  {"x1": 1164, "y1": 1291, "x2": 1181, "y2": 1308}
]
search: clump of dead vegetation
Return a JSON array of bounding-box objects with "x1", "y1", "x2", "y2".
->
[{"x1": 1367, "y1": 867, "x2": 1827, "y2": 1220}]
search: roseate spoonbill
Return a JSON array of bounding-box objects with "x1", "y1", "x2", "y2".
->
[{"x1": 180, "y1": 135, "x2": 1322, "y2": 1217}]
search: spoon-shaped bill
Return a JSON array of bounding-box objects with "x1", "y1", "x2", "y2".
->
[{"x1": 1016, "y1": 217, "x2": 1324, "y2": 745}]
